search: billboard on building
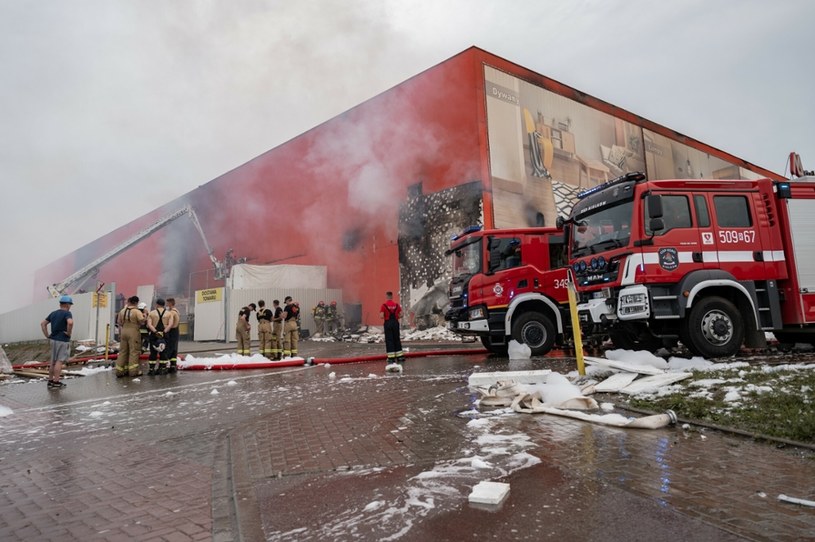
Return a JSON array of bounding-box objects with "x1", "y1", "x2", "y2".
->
[{"x1": 484, "y1": 65, "x2": 763, "y2": 228}]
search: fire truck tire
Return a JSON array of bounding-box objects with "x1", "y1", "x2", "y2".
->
[
  {"x1": 684, "y1": 296, "x2": 744, "y2": 358},
  {"x1": 609, "y1": 325, "x2": 663, "y2": 352},
  {"x1": 480, "y1": 336, "x2": 508, "y2": 357},
  {"x1": 511, "y1": 312, "x2": 556, "y2": 356}
]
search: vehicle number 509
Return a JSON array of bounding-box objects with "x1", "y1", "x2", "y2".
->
[{"x1": 719, "y1": 230, "x2": 755, "y2": 244}]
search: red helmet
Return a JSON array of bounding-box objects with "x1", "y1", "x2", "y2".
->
[{"x1": 331, "y1": 301, "x2": 337, "y2": 306}]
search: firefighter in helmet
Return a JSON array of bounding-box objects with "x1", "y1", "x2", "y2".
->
[
  {"x1": 312, "y1": 301, "x2": 327, "y2": 336},
  {"x1": 325, "y1": 300, "x2": 340, "y2": 335},
  {"x1": 117, "y1": 296, "x2": 146, "y2": 378}
]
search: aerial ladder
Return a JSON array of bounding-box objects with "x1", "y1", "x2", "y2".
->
[{"x1": 48, "y1": 205, "x2": 229, "y2": 297}]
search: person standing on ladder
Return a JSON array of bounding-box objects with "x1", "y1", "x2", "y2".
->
[{"x1": 380, "y1": 291, "x2": 405, "y2": 366}]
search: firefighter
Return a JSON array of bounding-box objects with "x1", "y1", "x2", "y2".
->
[
  {"x1": 325, "y1": 300, "x2": 341, "y2": 335},
  {"x1": 257, "y1": 300, "x2": 273, "y2": 358},
  {"x1": 236, "y1": 304, "x2": 255, "y2": 356},
  {"x1": 312, "y1": 301, "x2": 327, "y2": 336},
  {"x1": 138, "y1": 302, "x2": 149, "y2": 352},
  {"x1": 116, "y1": 296, "x2": 146, "y2": 378},
  {"x1": 271, "y1": 299, "x2": 284, "y2": 360},
  {"x1": 281, "y1": 296, "x2": 300, "y2": 358},
  {"x1": 165, "y1": 297, "x2": 181, "y2": 373},
  {"x1": 380, "y1": 291, "x2": 405, "y2": 365},
  {"x1": 147, "y1": 298, "x2": 173, "y2": 375}
]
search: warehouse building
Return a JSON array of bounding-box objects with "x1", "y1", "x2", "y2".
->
[{"x1": 32, "y1": 46, "x2": 781, "y2": 336}]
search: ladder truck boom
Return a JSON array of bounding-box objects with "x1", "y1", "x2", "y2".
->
[{"x1": 48, "y1": 205, "x2": 226, "y2": 297}]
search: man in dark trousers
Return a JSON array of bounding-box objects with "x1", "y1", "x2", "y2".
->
[{"x1": 379, "y1": 291, "x2": 405, "y2": 366}]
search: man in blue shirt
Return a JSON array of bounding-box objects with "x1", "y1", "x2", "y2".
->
[{"x1": 40, "y1": 295, "x2": 74, "y2": 389}]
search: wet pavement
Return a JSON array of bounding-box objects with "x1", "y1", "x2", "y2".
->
[{"x1": 0, "y1": 340, "x2": 813, "y2": 541}]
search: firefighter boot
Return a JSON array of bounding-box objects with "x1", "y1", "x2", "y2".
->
[
  {"x1": 158, "y1": 362, "x2": 168, "y2": 375},
  {"x1": 168, "y1": 360, "x2": 177, "y2": 374},
  {"x1": 148, "y1": 363, "x2": 156, "y2": 376}
]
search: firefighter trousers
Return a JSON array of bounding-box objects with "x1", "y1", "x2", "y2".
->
[
  {"x1": 384, "y1": 319, "x2": 404, "y2": 362},
  {"x1": 283, "y1": 320, "x2": 299, "y2": 358},
  {"x1": 236, "y1": 325, "x2": 251, "y2": 356},
  {"x1": 271, "y1": 322, "x2": 283, "y2": 359},
  {"x1": 258, "y1": 320, "x2": 272, "y2": 358},
  {"x1": 118, "y1": 326, "x2": 142, "y2": 377}
]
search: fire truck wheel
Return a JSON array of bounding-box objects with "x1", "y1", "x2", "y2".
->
[
  {"x1": 685, "y1": 296, "x2": 744, "y2": 358},
  {"x1": 480, "y1": 336, "x2": 509, "y2": 357},
  {"x1": 609, "y1": 325, "x2": 663, "y2": 352},
  {"x1": 511, "y1": 312, "x2": 555, "y2": 356}
]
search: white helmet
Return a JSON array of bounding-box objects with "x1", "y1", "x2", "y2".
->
[{"x1": 137, "y1": 302, "x2": 147, "y2": 310}]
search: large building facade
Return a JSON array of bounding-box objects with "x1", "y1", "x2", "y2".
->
[{"x1": 35, "y1": 47, "x2": 781, "y2": 326}]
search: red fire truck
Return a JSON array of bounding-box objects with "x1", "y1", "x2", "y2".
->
[
  {"x1": 564, "y1": 171, "x2": 815, "y2": 357},
  {"x1": 445, "y1": 226, "x2": 570, "y2": 355}
]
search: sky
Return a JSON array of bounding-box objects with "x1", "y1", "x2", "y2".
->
[{"x1": 1, "y1": 0, "x2": 813, "y2": 314}]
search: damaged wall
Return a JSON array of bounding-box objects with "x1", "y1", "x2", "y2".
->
[{"x1": 398, "y1": 181, "x2": 483, "y2": 328}]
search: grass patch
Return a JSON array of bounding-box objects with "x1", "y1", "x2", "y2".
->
[{"x1": 628, "y1": 365, "x2": 815, "y2": 444}]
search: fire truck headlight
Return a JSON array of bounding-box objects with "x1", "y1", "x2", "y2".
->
[
  {"x1": 617, "y1": 286, "x2": 650, "y2": 320},
  {"x1": 469, "y1": 307, "x2": 486, "y2": 320}
]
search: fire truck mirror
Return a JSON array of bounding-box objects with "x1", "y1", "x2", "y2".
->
[
  {"x1": 556, "y1": 216, "x2": 565, "y2": 229},
  {"x1": 650, "y1": 217, "x2": 665, "y2": 233},
  {"x1": 647, "y1": 194, "x2": 664, "y2": 219}
]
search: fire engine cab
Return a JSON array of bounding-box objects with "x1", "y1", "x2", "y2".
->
[
  {"x1": 445, "y1": 225, "x2": 570, "y2": 355},
  {"x1": 564, "y1": 171, "x2": 815, "y2": 358}
]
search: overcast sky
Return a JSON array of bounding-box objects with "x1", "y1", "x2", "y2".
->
[{"x1": 1, "y1": 0, "x2": 813, "y2": 314}]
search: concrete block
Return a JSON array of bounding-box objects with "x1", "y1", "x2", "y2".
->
[{"x1": 468, "y1": 481, "x2": 510, "y2": 505}]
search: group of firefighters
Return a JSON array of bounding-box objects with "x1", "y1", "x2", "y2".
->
[
  {"x1": 236, "y1": 296, "x2": 302, "y2": 359},
  {"x1": 116, "y1": 296, "x2": 181, "y2": 378},
  {"x1": 311, "y1": 300, "x2": 342, "y2": 336}
]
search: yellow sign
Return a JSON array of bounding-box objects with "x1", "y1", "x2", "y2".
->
[
  {"x1": 196, "y1": 287, "x2": 223, "y2": 303},
  {"x1": 92, "y1": 293, "x2": 108, "y2": 308}
]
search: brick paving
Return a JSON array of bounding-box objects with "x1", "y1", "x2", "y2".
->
[{"x1": 0, "y1": 341, "x2": 813, "y2": 541}]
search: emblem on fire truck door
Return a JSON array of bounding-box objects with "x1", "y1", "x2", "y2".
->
[
  {"x1": 658, "y1": 247, "x2": 679, "y2": 271},
  {"x1": 702, "y1": 232, "x2": 714, "y2": 245}
]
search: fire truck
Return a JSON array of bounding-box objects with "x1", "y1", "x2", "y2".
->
[
  {"x1": 445, "y1": 225, "x2": 570, "y2": 355},
  {"x1": 563, "y1": 170, "x2": 815, "y2": 358}
]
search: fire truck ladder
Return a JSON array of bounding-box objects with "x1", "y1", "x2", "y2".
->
[{"x1": 47, "y1": 205, "x2": 227, "y2": 297}]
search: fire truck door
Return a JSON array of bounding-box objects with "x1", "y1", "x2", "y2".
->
[
  {"x1": 707, "y1": 192, "x2": 766, "y2": 280},
  {"x1": 645, "y1": 194, "x2": 705, "y2": 279}
]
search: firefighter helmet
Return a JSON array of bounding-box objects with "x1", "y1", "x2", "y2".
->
[{"x1": 59, "y1": 295, "x2": 73, "y2": 305}]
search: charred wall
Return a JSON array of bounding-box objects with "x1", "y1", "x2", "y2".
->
[{"x1": 397, "y1": 180, "x2": 483, "y2": 327}]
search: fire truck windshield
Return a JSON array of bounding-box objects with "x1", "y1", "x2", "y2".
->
[
  {"x1": 450, "y1": 239, "x2": 482, "y2": 277},
  {"x1": 571, "y1": 201, "x2": 633, "y2": 257}
]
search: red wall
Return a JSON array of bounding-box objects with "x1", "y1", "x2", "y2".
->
[{"x1": 35, "y1": 48, "x2": 487, "y2": 323}]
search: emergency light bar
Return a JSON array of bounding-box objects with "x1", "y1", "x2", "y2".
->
[{"x1": 577, "y1": 171, "x2": 646, "y2": 200}]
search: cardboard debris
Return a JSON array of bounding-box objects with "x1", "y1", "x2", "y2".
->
[
  {"x1": 583, "y1": 356, "x2": 664, "y2": 375},
  {"x1": 468, "y1": 370, "x2": 552, "y2": 388},
  {"x1": 618, "y1": 372, "x2": 692, "y2": 395},
  {"x1": 468, "y1": 481, "x2": 510, "y2": 505},
  {"x1": 594, "y1": 372, "x2": 639, "y2": 393},
  {"x1": 0, "y1": 345, "x2": 11, "y2": 374}
]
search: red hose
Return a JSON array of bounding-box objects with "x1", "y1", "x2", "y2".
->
[
  {"x1": 14, "y1": 348, "x2": 488, "y2": 371},
  {"x1": 179, "y1": 348, "x2": 488, "y2": 370}
]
